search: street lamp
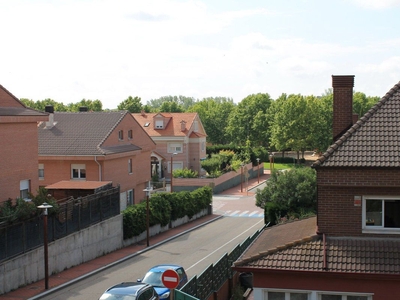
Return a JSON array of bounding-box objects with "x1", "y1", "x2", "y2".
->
[
  {"x1": 37, "y1": 202, "x2": 53, "y2": 290},
  {"x1": 240, "y1": 163, "x2": 244, "y2": 192},
  {"x1": 143, "y1": 188, "x2": 151, "y2": 247},
  {"x1": 256, "y1": 158, "x2": 260, "y2": 183},
  {"x1": 170, "y1": 153, "x2": 177, "y2": 193}
]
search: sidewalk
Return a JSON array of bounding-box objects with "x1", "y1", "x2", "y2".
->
[{"x1": 0, "y1": 171, "x2": 269, "y2": 300}]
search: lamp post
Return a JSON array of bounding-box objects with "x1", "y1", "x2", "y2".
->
[
  {"x1": 170, "y1": 153, "x2": 177, "y2": 193},
  {"x1": 240, "y1": 163, "x2": 244, "y2": 192},
  {"x1": 256, "y1": 158, "x2": 260, "y2": 183},
  {"x1": 37, "y1": 202, "x2": 53, "y2": 290},
  {"x1": 143, "y1": 188, "x2": 151, "y2": 247}
]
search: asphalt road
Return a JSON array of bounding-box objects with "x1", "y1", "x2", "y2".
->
[{"x1": 38, "y1": 217, "x2": 264, "y2": 300}]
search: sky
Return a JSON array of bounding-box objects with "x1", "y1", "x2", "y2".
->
[{"x1": 1, "y1": 0, "x2": 400, "y2": 110}]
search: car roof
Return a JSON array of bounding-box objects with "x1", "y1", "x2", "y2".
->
[
  {"x1": 148, "y1": 264, "x2": 183, "y2": 271},
  {"x1": 106, "y1": 282, "x2": 150, "y2": 294}
]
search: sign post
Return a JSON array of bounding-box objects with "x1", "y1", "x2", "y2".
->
[{"x1": 161, "y1": 269, "x2": 180, "y2": 300}]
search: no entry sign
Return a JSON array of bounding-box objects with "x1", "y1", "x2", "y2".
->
[{"x1": 161, "y1": 269, "x2": 180, "y2": 289}]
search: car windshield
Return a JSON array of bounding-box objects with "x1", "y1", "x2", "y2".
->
[
  {"x1": 99, "y1": 293, "x2": 136, "y2": 300},
  {"x1": 142, "y1": 270, "x2": 164, "y2": 287}
]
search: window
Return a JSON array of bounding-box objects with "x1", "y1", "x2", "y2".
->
[
  {"x1": 128, "y1": 129, "x2": 133, "y2": 139},
  {"x1": 128, "y1": 159, "x2": 132, "y2": 174},
  {"x1": 168, "y1": 143, "x2": 183, "y2": 153},
  {"x1": 194, "y1": 120, "x2": 199, "y2": 131},
  {"x1": 118, "y1": 130, "x2": 124, "y2": 140},
  {"x1": 363, "y1": 196, "x2": 400, "y2": 230},
  {"x1": 155, "y1": 120, "x2": 163, "y2": 129},
  {"x1": 38, "y1": 164, "x2": 44, "y2": 180},
  {"x1": 127, "y1": 190, "x2": 133, "y2": 206},
  {"x1": 266, "y1": 291, "x2": 309, "y2": 300},
  {"x1": 201, "y1": 141, "x2": 205, "y2": 151},
  {"x1": 144, "y1": 122, "x2": 150, "y2": 127},
  {"x1": 319, "y1": 294, "x2": 369, "y2": 300},
  {"x1": 71, "y1": 164, "x2": 86, "y2": 179},
  {"x1": 20, "y1": 180, "x2": 30, "y2": 200}
]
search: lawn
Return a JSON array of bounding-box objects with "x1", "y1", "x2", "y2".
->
[{"x1": 264, "y1": 162, "x2": 296, "y2": 170}]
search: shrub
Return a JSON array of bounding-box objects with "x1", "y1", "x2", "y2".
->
[{"x1": 173, "y1": 168, "x2": 198, "y2": 178}]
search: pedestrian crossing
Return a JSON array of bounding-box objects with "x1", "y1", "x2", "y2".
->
[{"x1": 215, "y1": 209, "x2": 264, "y2": 218}]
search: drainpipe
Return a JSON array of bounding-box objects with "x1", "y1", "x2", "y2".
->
[{"x1": 94, "y1": 156, "x2": 102, "y2": 181}]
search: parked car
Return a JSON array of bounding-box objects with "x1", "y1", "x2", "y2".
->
[
  {"x1": 138, "y1": 264, "x2": 188, "y2": 299},
  {"x1": 99, "y1": 282, "x2": 159, "y2": 300}
]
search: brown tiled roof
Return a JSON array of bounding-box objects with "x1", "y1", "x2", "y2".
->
[
  {"x1": 236, "y1": 217, "x2": 318, "y2": 261},
  {"x1": 38, "y1": 111, "x2": 141, "y2": 156},
  {"x1": 312, "y1": 81, "x2": 400, "y2": 168},
  {"x1": 45, "y1": 180, "x2": 112, "y2": 189},
  {"x1": 234, "y1": 233, "x2": 400, "y2": 275},
  {"x1": 132, "y1": 112, "x2": 200, "y2": 137}
]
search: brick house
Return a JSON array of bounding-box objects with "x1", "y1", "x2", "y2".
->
[
  {"x1": 232, "y1": 76, "x2": 400, "y2": 299},
  {"x1": 38, "y1": 107, "x2": 156, "y2": 210},
  {"x1": 132, "y1": 112, "x2": 207, "y2": 182},
  {"x1": 0, "y1": 85, "x2": 48, "y2": 204}
]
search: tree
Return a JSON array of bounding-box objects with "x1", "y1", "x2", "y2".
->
[
  {"x1": 67, "y1": 99, "x2": 103, "y2": 111},
  {"x1": 353, "y1": 92, "x2": 380, "y2": 118},
  {"x1": 147, "y1": 95, "x2": 197, "y2": 111},
  {"x1": 159, "y1": 101, "x2": 184, "y2": 112},
  {"x1": 226, "y1": 93, "x2": 272, "y2": 147},
  {"x1": 255, "y1": 167, "x2": 316, "y2": 225},
  {"x1": 117, "y1": 96, "x2": 143, "y2": 113},
  {"x1": 20, "y1": 98, "x2": 68, "y2": 112},
  {"x1": 188, "y1": 97, "x2": 235, "y2": 145}
]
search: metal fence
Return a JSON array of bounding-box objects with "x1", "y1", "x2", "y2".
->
[
  {"x1": 0, "y1": 186, "x2": 120, "y2": 263},
  {"x1": 177, "y1": 224, "x2": 266, "y2": 300}
]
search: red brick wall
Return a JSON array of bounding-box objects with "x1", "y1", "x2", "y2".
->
[
  {"x1": 317, "y1": 168, "x2": 400, "y2": 237},
  {"x1": 252, "y1": 270, "x2": 399, "y2": 299},
  {"x1": 0, "y1": 123, "x2": 40, "y2": 203},
  {"x1": 0, "y1": 87, "x2": 24, "y2": 107},
  {"x1": 332, "y1": 75, "x2": 354, "y2": 140}
]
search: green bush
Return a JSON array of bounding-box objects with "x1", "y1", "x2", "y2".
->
[
  {"x1": 173, "y1": 168, "x2": 198, "y2": 178},
  {"x1": 122, "y1": 186, "x2": 212, "y2": 239}
]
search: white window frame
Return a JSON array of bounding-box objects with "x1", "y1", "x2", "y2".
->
[
  {"x1": 128, "y1": 129, "x2": 133, "y2": 140},
  {"x1": 155, "y1": 120, "x2": 163, "y2": 129},
  {"x1": 362, "y1": 195, "x2": 400, "y2": 234},
  {"x1": 318, "y1": 292, "x2": 372, "y2": 300},
  {"x1": 128, "y1": 159, "x2": 132, "y2": 174},
  {"x1": 118, "y1": 130, "x2": 124, "y2": 140},
  {"x1": 20, "y1": 180, "x2": 30, "y2": 200},
  {"x1": 38, "y1": 164, "x2": 44, "y2": 180},
  {"x1": 168, "y1": 143, "x2": 183, "y2": 153},
  {"x1": 71, "y1": 164, "x2": 86, "y2": 180}
]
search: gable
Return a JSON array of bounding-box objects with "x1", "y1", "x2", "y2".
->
[
  {"x1": 0, "y1": 85, "x2": 25, "y2": 108},
  {"x1": 313, "y1": 81, "x2": 400, "y2": 168}
]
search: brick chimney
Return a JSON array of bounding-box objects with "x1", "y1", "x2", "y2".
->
[{"x1": 332, "y1": 75, "x2": 354, "y2": 141}]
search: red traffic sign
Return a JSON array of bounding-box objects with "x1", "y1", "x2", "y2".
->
[{"x1": 161, "y1": 269, "x2": 180, "y2": 289}]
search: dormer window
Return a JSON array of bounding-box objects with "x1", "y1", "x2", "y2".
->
[
  {"x1": 119, "y1": 130, "x2": 124, "y2": 140},
  {"x1": 155, "y1": 120, "x2": 163, "y2": 129}
]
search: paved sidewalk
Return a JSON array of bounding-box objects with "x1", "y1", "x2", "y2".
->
[{"x1": 0, "y1": 171, "x2": 269, "y2": 300}]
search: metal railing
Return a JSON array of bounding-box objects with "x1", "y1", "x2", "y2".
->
[{"x1": 0, "y1": 186, "x2": 120, "y2": 262}]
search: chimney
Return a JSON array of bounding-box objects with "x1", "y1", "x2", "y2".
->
[
  {"x1": 79, "y1": 106, "x2": 88, "y2": 112},
  {"x1": 45, "y1": 105, "x2": 56, "y2": 128},
  {"x1": 180, "y1": 120, "x2": 186, "y2": 131},
  {"x1": 332, "y1": 75, "x2": 354, "y2": 141},
  {"x1": 141, "y1": 110, "x2": 146, "y2": 116}
]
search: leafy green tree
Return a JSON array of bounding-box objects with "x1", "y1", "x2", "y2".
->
[
  {"x1": 255, "y1": 167, "x2": 316, "y2": 225},
  {"x1": 147, "y1": 95, "x2": 196, "y2": 111},
  {"x1": 226, "y1": 93, "x2": 272, "y2": 146},
  {"x1": 159, "y1": 101, "x2": 184, "y2": 112},
  {"x1": 188, "y1": 97, "x2": 235, "y2": 145},
  {"x1": 67, "y1": 99, "x2": 103, "y2": 111},
  {"x1": 353, "y1": 92, "x2": 380, "y2": 118},
  {"x1": 117, "y1": 96, "x2": 143, "y2": 112},
  {"x1": 20, "y1": 98, "x2": 68, "y2": 112}
]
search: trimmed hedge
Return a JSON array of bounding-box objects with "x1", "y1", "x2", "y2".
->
[{"x1": 123, "y1": 186, "x2": 212, "y2": 239}]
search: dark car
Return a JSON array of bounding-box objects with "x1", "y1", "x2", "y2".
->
[
  {"x1": 138, "y1": 264, "x2": 188, "y2": 300},
  {"x1": 99, "y1": 282, "x2": 159, "y2": 300}
]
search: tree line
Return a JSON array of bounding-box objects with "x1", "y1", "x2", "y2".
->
[{"x1": 21, "y1": 91, "x2": 380, "y2": 155}]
